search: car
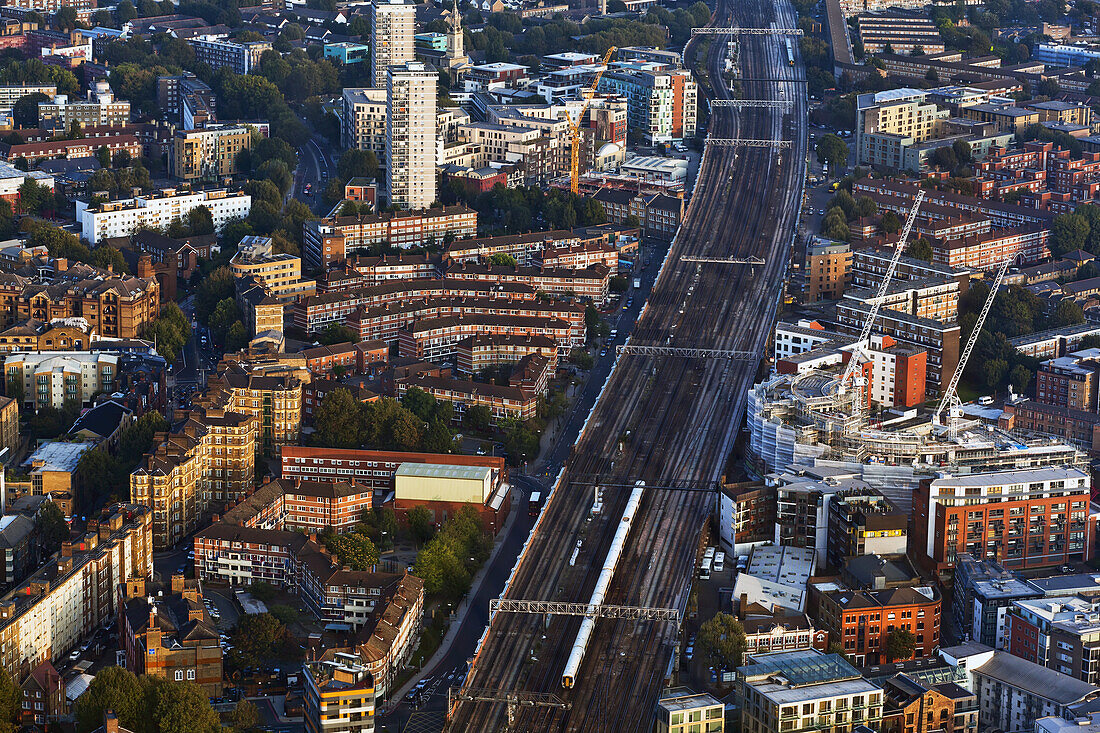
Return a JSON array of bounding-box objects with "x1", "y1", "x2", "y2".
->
[
  {"x1": 818, "y1": 209, "x2": 824, "y2": 215},
  {"x1": 476, "y1": 445, "x2": 487, "y2": 455},
  {"x1": 599, "y1": 348, "x2": 606, "y2": 357},
  {"x1": 1062, "y1": 564, "x2": 1075, "y2": 573},
  {"x1": 69, "y1": 651, "x2": 80, "y2": 662}
]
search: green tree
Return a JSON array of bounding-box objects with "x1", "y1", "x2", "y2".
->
[
  {"x1": 822, "y1": 208, "x2": 849, "y2": 241},
  {"x1": 323, "y1": 531, "x2": 379, "y2": 570},
  {"x1": 143, "y1": 677, "x2": 220, "y2": 733},
  {"x1": 194, "y1": 267, "x2": 235, "y2": 325},
  {"x1": 401, "y1": 386, "x2": 437, "y2": 422},
  {"x1": 312, "y1": 388, "x2": 365, "y2": 449},
  {"x1": 931, "y1": 145, "x2": 958, "y2": 172},
  {"x1": 1052, "y1": 213, "x2": 1090, "y2": 256},
  {"x1": 12, "y1": 92, "x2": 48, "y2": 129},
  {"x1": 227, "y1": 700, "x2": 260, "y2": 733},
  {"x1": 815, "y1": 133, "x2": 848, "y2": 172},
  {"x1": 1051, "y1": 298, "x2": 1085, "y2": 327},
  {"x1": 880, "y1": 210, "x2": 902, "y2": 235},
  {"x1": 74, "y1": 666, "x2": 144, "y2": 733},
  {"x1": 489, "y1": 253, "x2": 517, "y2": 266},
  {"x1": 17, "y1": 179, "x2": 50, "y2": 215},
  {"x1": 696, "y1": 612, "x2": 747, "y2": 670},
  {"x1": 0, "y1": 668, "x2": 18, "y2": 733},
  {"x1": 115, "y1": 0, "x2": 137, "y2": 21},
  {"x1": 53, "y1": 6, "x2": 78, "y2": 31},
  {"x1": 885, "y1": 627, "x2": 917, "y2": 661},
  {"x1": 337, "y1": 148, "x2": 379, "y2": 180},
  {"x1": 228, "y1": 613, "x2": 300, "y2": 670},
  {"x1": 36, "y1": 499, "x2": 69, "y2": 556},
  {"x1": 906, "y1": 237, "x2": 933, "y2": 262},
  {"x1": 405, "y1": 505, "x2": 434, "y2": 545},
  {"x1": 187, "y1": 205, "x2": 214, "y2": 236},
  {"x1": 1009, "y1": 364, "x2": 1032, "y2": 394}
]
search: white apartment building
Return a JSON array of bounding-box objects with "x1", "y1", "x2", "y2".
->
[
  {"x1": 76, "y1": 188, "x2": 251, "y2": 244},
  {"x1": 597, "y1": 67, "x2": 696, "y2": 143},
  {"x1": 855, "y1": 88, "x2": 949, "y2": 169},
  {"x1": 342, "y1": 87, "x2": 387, "y2": 155},
  {"x1": 386, "y1": 62, "x2": 437, "y2": 210},
  {"x1": 37, "y1": 81, "x2": 129, "y2": 133},
  {"x1": 370, "y1": 0, "x2": 415, "y2": 87},
  {"x1": 0, "y1": 84, "x2": 55, "y2": 114},
  {"x1": 5, "y1": 351, "x2": 121, "y2": 410},
  {"x1": 187, "y1": 35, "x2": 270, "y2": 74}
]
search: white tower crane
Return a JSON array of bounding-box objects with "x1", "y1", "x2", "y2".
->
[
  {"x1": 934, "y1": 254, "x2": 1016, "y2": 439},
  {"x1": 836, "y1": 190, "x2": 926, "y2": 409}
]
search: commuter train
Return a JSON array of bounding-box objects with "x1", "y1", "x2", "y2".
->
[{"x1": 784, "y1": 39, "x2": 795, "y2": 66}]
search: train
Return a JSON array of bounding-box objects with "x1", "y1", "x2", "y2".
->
[
  {"x1": 561, "y1": 481, "x2": 646, "y2": 689},
  {"x1": 784, "y1": 38, "x2": 795, "y2": 66}
]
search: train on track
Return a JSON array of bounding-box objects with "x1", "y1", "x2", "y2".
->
[{"x1": 785, "y1": 38, "x2": 795, "y2": 66}]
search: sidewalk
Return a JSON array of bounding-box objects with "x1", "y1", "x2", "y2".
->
[{"x1": 385, "y1": 483, "x2": 527, "y2": 705}]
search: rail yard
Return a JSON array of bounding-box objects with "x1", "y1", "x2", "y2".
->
[{"x1": 441, "y1": 0, "x2": 808, "y2": 726}]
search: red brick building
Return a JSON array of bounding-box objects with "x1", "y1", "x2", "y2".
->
[
  {"x1": 913, "y1": 467, "x2": 1095, "y2": 574},
  {"x1": 218, "y1": 477, "x2": 374, "y2": 535},
  {"x1": 814, "y1": 585, "x2": 941, "y2": 666},
  {"x1": 302, "y1": 342, "x2": 359, "y2": 375}
]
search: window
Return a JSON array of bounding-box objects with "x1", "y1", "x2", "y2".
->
[{"x1": 174, "y1": 670, "x2": 183, "y2": 681}]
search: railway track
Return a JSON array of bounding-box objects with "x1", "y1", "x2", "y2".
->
[{"x1": 442, "y1": 0, "x2": 807, "y2": 726}]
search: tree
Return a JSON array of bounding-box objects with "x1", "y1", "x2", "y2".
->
[
  {"x1": 74, "y1": 667, "x2": 144, "y2": 733},
  {"x1": 880, "y1": 210, "x2": 902, "y2": 235},
  {"x1": 1052, "y1": 213, "x2": 1090, "y2": 256},
  {"x1": 36, "y1": 499, "x2": 69, "y2": 556},
  {"x1": 17, "y1": 179, "x2": 50, "y2": 215},
  {"x1": 0, "y1": 669, "x2": 18, "y2": 733},
  {"x1": 696, "y1": 612, "x2": 747, "y2": 670},
  {"x1": 143, "y1": 677, "x2": 220, "y2": 733},
  {"x1": 1051, "y1": 298, "x2": 1085, "y2": 328},
  {"x1": 323, "y1": 531, "x2": 379, "y2": 570},
  {"x1": 312, "y1": 389, "x2": 365, "y2": 449},
  {"x1": 489, "y1": 253, "x2": 517, "y2": 266},
  {"x1": 885, "y1": 627, "x2": 917, "y2": 662},
  {"x1": 1008, "y1": 364, "x2": 1032, "y2": 395},
  {"x1": 853, "y1": 196, "x2": 877, "y2": 218},
  {"x1": 228, "y1": 700, "x2": 260, "y2": 733},
  {"x1": 187, "y1": 205, "x2": 214, "y2": 236},
  {"x1": 12, "y1": 92, "x2": 48, "y2": 129},
  {"x1": 53, "y1": 6, "x2": 78, "y2": 31},
  {"x1": 906, "y1": 237, "x2": 933, "y2": 262},
  {"x1": 317, "y1": 323, "x2": 356, "y2": 345},
  {"x1": 401, "y1": 386, "x2": 437, "y2": 422},
  {"x1": 228, "y1": 613, "x2": 300, "y2": 669},
  {"x1": 816, "y1": 133, "x2": 848, "y2": 172},
  {"x1": 194, "y1": 267, "x2": 235, "y2": 324},
  {"x1": 931, "y1": 145, "x2": 958, "y2": 172},
  {"x1": 465, "y1": 404, "x2": 492, "y2": 432},
  {"x1": 337, "y1": 148, "x2": 379, "y2": 181},
  {"x1": 1037, "y1": 78, "x2": 1061, "y2": 97},
  {"x1": 115, "y1": 0, "x2": 137, "y2": 22},
  {"x1": 406, "y1": 505, "x2": 434, "y2": 545}
]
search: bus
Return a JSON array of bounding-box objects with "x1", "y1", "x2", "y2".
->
[
  {"x1": 699, "y1": 558, "x2": 712, "y2": 580},
  {"x1": 528, "y1": 491, "x2": 543, "y2": 517},
  {"x1": 785, "y1": 39, "x2": 795, "y2": 66}
]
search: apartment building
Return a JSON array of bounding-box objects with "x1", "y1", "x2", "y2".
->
[
  {"x1": 344, "y1": 253, "x2": 442, "y2": 285},
  {"x1": 157, "y1": 74, "x2": 216, "y2": 127},
  {"x1": 815, "y1": 584, "x2": 941, "y2": 665},
  {"x1": 295, "y1": 278, "x2": 532, "y2": 334},
  {"x1": 186, "y1": 35, "x2": 270, "y2": 74},
  {"x1": 1005, "y1": 595, "x2": 1100, "y2": 683},
  {"x1": 220, "y1": 476, "x2": 374, "y2": 535},
  {"x1": 395, "y1": 374, "x2": 537, "y2": 422},
  {"x1": 129, "y1": 409, "x2": 257, "y2": 548},
  {"x1": 455, "y1": 333, "x2": 558, "y2": 374},
  {"x1": 718, "y1": 481, "x2": 776, "y2": 556},
  {"x1": 856, "y1": 88, "x2": 949, "y2": 169},
  {"x1": 0, "y1": 85, "x2": 54, "y2": 115},
  {"x1": 805, "y1": 240, "x2": 852, "y2": 302},
  {"x1": 119, "y1": 574, "x2": 222, "y2": 696},
  {"x1": 881, "y1": 674, "x2": 977, "y2": 733},
  {"x1": 913, "y1": 466, "x2": 1095, "y2": 573},
  {"x1": 0, "y1": 504, "x2": 152, "y2": 679},
  {"x1": 304, "y1": 655, "x2": 376, "y2": 733},
  {"x1": 302, "y1": 207, "x2": 476, "y2": 269},
  {"x1": 856, "y1": 12, "x2": 945, "y2": 54},
  {"x1": 386, "y1": 62, "x2": 437, "y2": 211},
  {"x1": 774, "y1": 469, "x2": 878, "y2": 558},
  {"x1": 76, "y1": 188, "x2": 251, "y2": 245},
  {"x1": 826, "y1": 490, "x2": 908, "y2": 570},
  {"x1": 736, "y1": 650, "x2": 885, "y2": 733},
  {"x1": 229, "y1": 236, "x2": 316, "y2": 306},
  {"x1": 655, "y1": 688, "x2": 724, "y2": 733},
  {"x1": 444, "y1": 230, "x2": 585, "y2": 265},
  {"x1": 952, "y1": 554, "x2": 1042, "y2": 649},
  {"x1": 342, "y1": 88, "x2": 387, "y2": 155},
  {"x1": 369, "y1": 0, "x2": 415, "y2": 87},
  {"x1": 597, "y1": 67, "x2": 696, "y2": 143},
  {"x1": 445, "y1": 262, "x2": 611, "y2": 303},
  {"x1": 197, "y1": 362, "x2": 303, "y2": 454},
  {"x1": 395, "y1": 313, "x2": 579, "y2": 362},
  {"x1": 172, "y1": 124, "x2": 251, "y2": 182},
  {"x1": 37, "y1": 82, "x2": 128, "y2": 134}
]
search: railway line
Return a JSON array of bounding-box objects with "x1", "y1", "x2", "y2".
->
[{"x1": 441, "y1": 0, "x2": 807, "y2": 726}]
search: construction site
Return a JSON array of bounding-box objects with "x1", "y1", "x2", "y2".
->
[{"x1": 747, "y1": 190, "x2": 1089, "y2": 513}]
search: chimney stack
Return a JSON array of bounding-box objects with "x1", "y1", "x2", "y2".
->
[{"x1": 104, "y1": 712, "x2": 119, "y2": 733}]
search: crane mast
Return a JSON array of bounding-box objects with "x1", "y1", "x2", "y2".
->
[
  {"x1": 570, "y1": 46, "x2": 616, "y2": 194},
  {"x1": 837, "y1": 189, "x2": 926, "y2": 394}
]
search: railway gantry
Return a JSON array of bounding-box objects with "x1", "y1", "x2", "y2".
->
[{"x1": 443, "y1": 0, "x2": 808, "y2": 726}]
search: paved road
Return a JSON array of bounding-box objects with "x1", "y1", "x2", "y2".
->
[{"x1": 293, "y1": 116, "x2": 337, "y2": 213}]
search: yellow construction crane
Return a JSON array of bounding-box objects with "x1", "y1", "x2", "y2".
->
[{"x1": 570, "y1": 46, "x2": 616, "y2": 195}]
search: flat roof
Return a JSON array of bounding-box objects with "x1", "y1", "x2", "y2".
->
[
  {"x1": 24, "y1": 441, "x2": 98, "y2": 473},
  {"x1": 394, "y1": 463, "x2": 491, "y2": 481},
  {"x1": 975, "y1": 651, "x2": 1100, "y2": 704},
  {"x1": 928, "y1": 466, "x2": 1088, "y2": 487}
]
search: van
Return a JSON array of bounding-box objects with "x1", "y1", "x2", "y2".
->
[
  {"x1": 978, "y1": 396, "x2": 994, "y2": 406},
  {"x1": 703, "y1": 546, "x2": 716, "y2": 561},
  {"x1": 713, "y1": 552, "x2": 725, "y2": 572},
  {"x1": 736, "y1": 555, "x2": 748, "y2": 571},
  {"x1": 699, "y1": 558, "x2": 711, "y2": 580}
]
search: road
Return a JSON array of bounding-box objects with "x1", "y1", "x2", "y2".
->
[
  {"x1": 293, "y1": 116, "x2": 337, "y2": 213},
  {"x1": 443, "y1": 0, "x2": 808, "y2": 725}
]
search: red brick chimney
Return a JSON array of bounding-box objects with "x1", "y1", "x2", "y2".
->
[{"x1": 104, "y1": 711, "x2": 119, "y2": 733}]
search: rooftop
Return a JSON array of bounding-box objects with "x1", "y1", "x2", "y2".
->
[
  {"x1": 23, "y1": 441, "x2": 98, "y2": 473},
  {"x1": 394, "y1": 463, "x2": 491, "y2": 482}
]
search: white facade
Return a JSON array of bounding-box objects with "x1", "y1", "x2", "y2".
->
[
  {"x1": 342, "y1": 87, "x2": 387, "y2": 155},
  {"x1": 386, "y1": 62, "x2": 437, "y2": 211},
  {"x1": 76, "y1": 189, "x2": 251, "y2": 244},
  {"x1": 370, "y1": 0, "x2": 416, "y2": 87}
]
